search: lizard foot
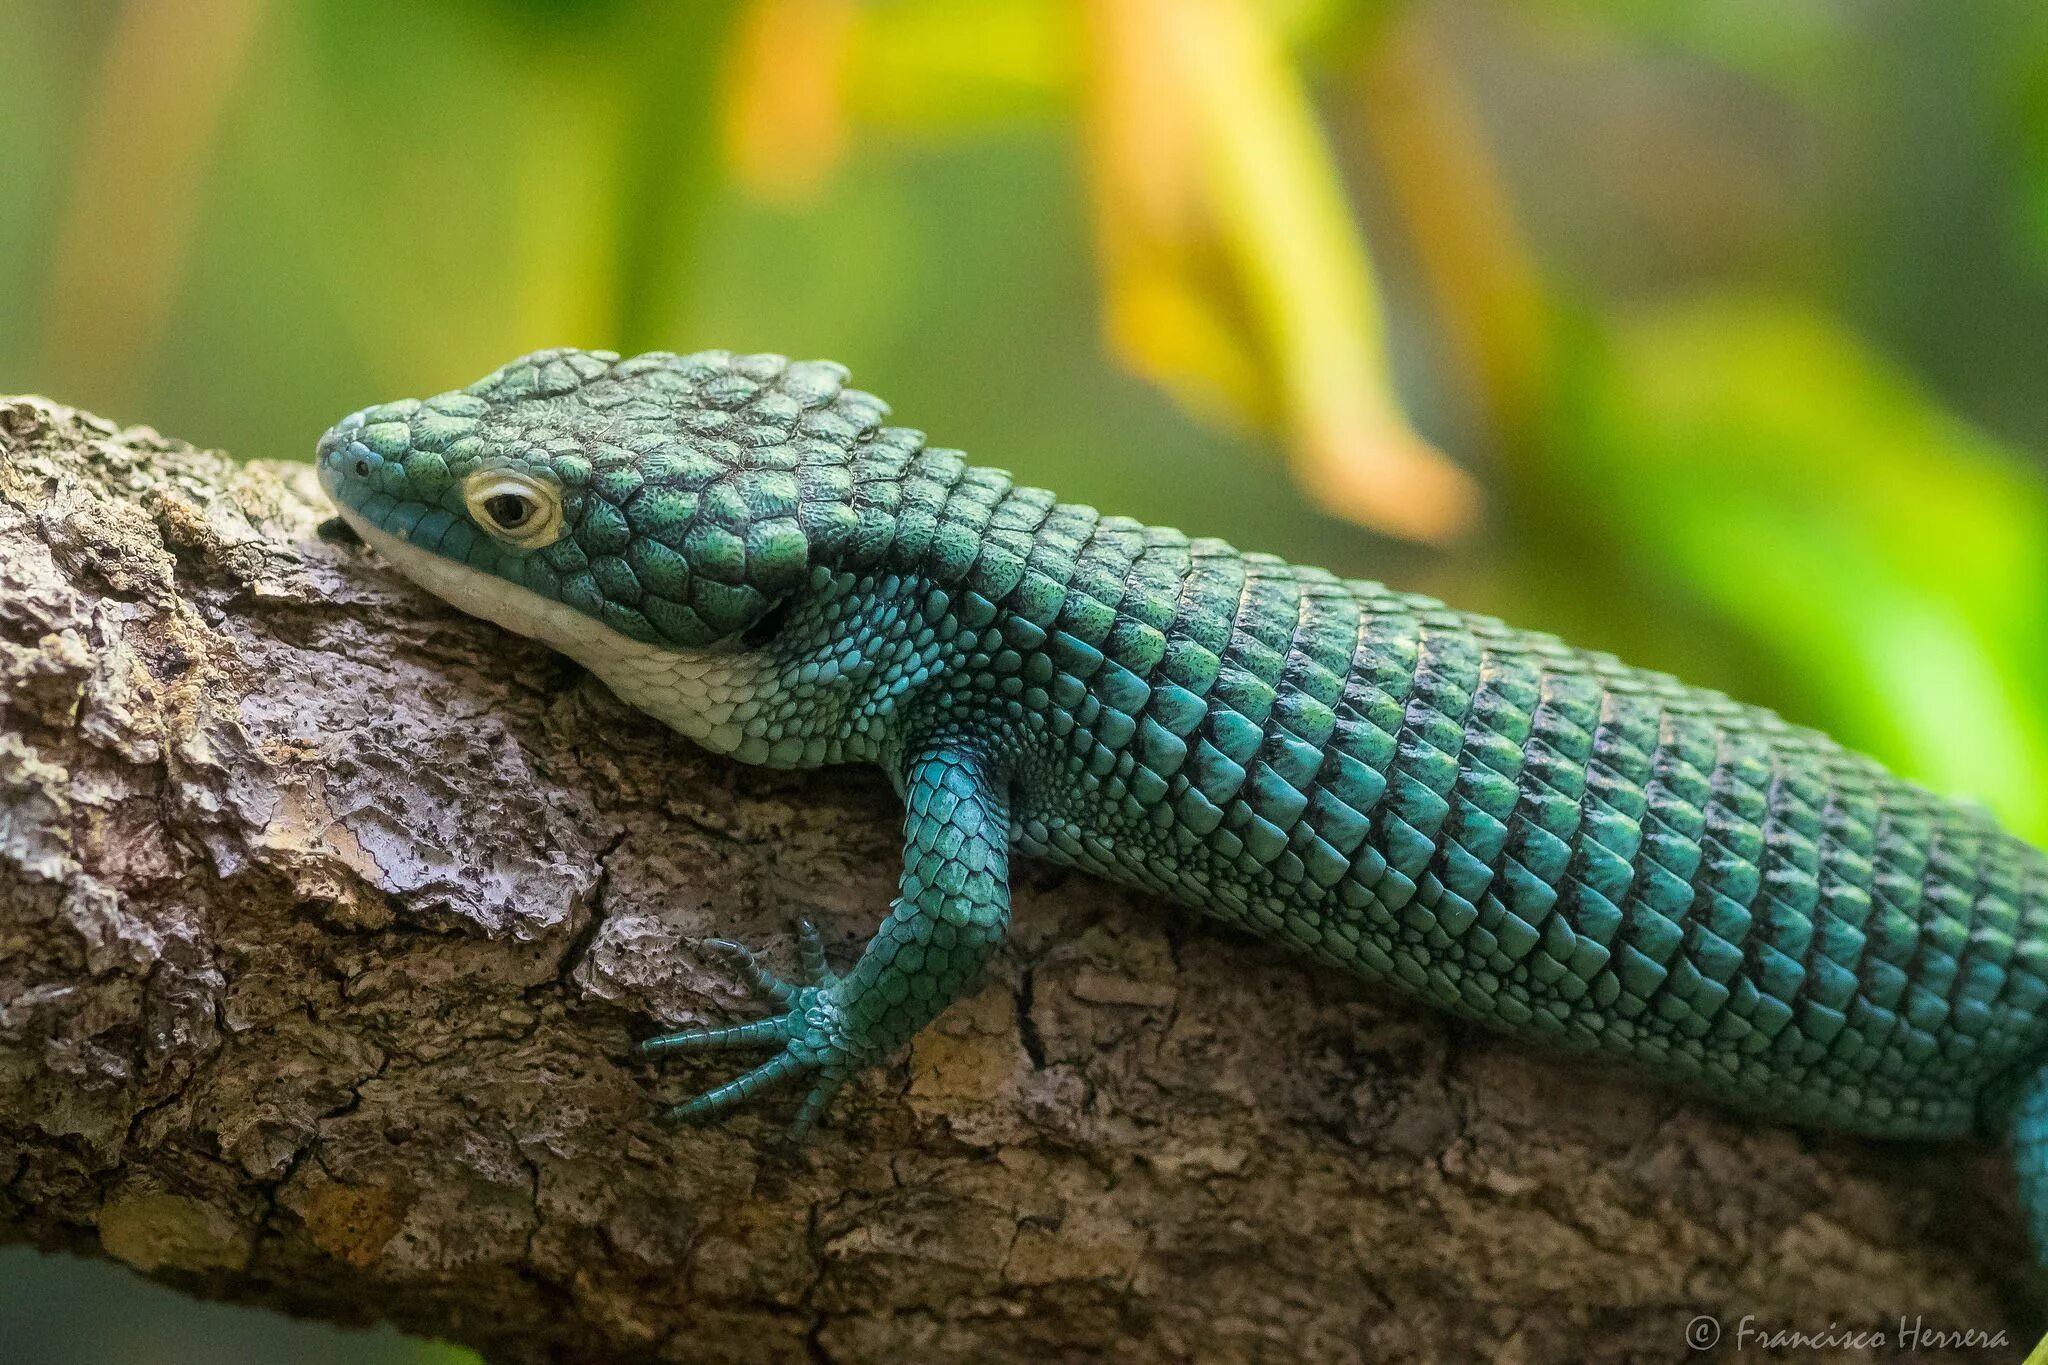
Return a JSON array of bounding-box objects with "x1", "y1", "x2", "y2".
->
[{"x1": 637, "y1": 921, "x2": 864, "y2": 1139}]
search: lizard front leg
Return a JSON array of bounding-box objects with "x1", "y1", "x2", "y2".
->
[{"x1": 639, "y1": 742, "x2": 1012, "y2": 1138}]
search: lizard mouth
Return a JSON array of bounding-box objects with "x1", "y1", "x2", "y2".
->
[
  {"x1": 321, "y1": 498, "x2": 772, "y2": 759},
  {"x1": 326, "y1": 502, "x2": 576, "y2": 652}
]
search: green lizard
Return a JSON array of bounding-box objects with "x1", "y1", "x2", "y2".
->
[{"x1": 318, "y1": 347, "x2": 2048, "y2": 1258}]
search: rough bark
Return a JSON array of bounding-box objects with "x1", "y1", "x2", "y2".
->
[{"x1": 0, "y1": 396, "x2": 2034, "y2": 1364}]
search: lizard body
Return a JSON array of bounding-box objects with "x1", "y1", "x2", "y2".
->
[{"x1": 319, "y1": 348, "x2": 2048, "y2": 1254}]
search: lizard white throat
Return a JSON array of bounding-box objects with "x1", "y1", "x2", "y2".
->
[{"x1": 330, "y1": 506, "x2": 772, "y2": 758}]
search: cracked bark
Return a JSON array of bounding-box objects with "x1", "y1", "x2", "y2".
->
[{"x1": 0, "y1": 397, "x2": 2035, "y2": 1364}]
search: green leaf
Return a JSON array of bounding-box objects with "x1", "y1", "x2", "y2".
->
[{"x1": 1563, "y1": 296, "x2": 2048, "y2": 838}]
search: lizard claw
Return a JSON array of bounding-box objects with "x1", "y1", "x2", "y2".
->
[
  {"x1": 637, "y1": 923, "x2": 859, "y2": 1139},
  {"x1": 695, "y1": 937, "x2": 797, "y2": 1004},
  {"x1": 666, "y1": 1050, "x2": 852, "y2": 1142},
  {"x1": 794, "y1": 918, "x2": 837, "y2": 989}
]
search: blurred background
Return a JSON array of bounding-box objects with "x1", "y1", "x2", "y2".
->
[{"x1": 4, "y1": 0, "x2": 2046, "y2": 1359}]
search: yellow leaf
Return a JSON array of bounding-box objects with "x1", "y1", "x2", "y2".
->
[
  {"x1": 850, "y1": 0, "x2": 1075, "y2": 130},
  {"x1": 1573, "y1": 297, "x2": 2048, "y2": 837},
  {"x1": 720, "y1": 0, "x2": 858, "y2": 203},
  {"x1": 1353, "y1": 14, "x2": 1554, "y2": 453},
  {"x1": 40, "y1": 0, "x2": 270, "y2": 405},
  {"x1": 1081, "y1": 0, "x2": 1481, "y2": 543}
]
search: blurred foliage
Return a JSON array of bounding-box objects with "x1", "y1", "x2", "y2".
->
[
  {"x1": 0, "y1": 1245, "x2": 479, "y2": 1365},
  {"x1": 4, "y1": 0, "x2": 2048, "y2": 1360},
  {"x1": 1562, "y1": 297, "x2": 2048, "y2": 834}
]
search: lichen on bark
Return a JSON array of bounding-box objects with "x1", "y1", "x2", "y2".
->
[{"x1": 0, "y1": 397, "x2": 2034, "y2": 1363}]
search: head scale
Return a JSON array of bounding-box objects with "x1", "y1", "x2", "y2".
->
[{"x1": 316, "y1": 347, "x2": 917, "y2": 650}]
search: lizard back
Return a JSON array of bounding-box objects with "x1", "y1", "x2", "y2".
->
[{"x1": 871, "y1": 443, "x2": 2048, "y2": 1142}]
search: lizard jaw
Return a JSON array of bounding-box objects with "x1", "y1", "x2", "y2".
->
[{"x1": 326, "y1": 503, "x2": 776, "y2": 761}]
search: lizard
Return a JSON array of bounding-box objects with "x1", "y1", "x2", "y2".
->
[{"x1": 316, "y1": 346, "x2": 2048, "y2": 1260}]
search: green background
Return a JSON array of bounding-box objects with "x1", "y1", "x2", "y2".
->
[{"x1": 4, "y1": 1, "x2": 2046, "y2": 1360}]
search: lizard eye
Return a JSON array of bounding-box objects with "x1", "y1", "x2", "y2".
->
[
  {"x1": 463, "y1": 470, "x2": 564, "y2": 549},
  {"x1": 484, "y1": 493, "x2": 532, "y2": 528}
]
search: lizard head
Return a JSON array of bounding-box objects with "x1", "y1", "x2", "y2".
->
[{"x1": 316, "y1": 347, "x2": 927, "y2": 762}]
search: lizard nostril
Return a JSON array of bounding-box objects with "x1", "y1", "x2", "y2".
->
[{"x1": 353, "y1": 458, "x2": 371, "y2": 478}]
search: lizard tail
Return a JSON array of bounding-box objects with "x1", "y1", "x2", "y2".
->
[{"x1": 2010, "y1": 1063, "x2": 2048, "y2": 1265}]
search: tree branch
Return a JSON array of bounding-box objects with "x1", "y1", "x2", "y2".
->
[{"x1": 0, "y1": 397, "x2": 2031, "y2": 1363}]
